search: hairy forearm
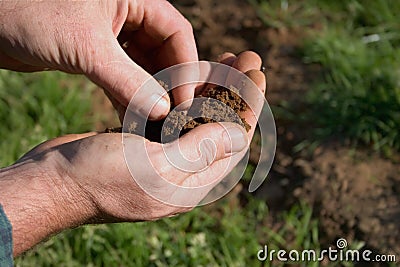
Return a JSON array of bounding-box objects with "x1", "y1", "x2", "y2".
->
[{"x1": 0, "y1": 156, "x2": 91, "y2": 256}]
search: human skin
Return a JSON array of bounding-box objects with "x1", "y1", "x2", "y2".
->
[
  {"x1": 0, "y1": 51, "x2": 266, "y2": 256},
  {"x1": 0, "y1": 0, "x2": 198, "y2": 120}
]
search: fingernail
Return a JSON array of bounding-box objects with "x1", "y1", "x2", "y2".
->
[
  {"x1": 223, "y1": 125, "x2": 248, "y2": 153},
  {"x1": 140, "y1": 94, "x2": 170, "y2": 120}
]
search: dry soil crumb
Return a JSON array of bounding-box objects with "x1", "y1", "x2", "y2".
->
[{"x1": 105, "y1": 84, "x2": 250, "y2": 143}]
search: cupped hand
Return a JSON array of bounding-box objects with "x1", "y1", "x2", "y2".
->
[
  {"x1": 0, "y1": 0, "x2": 197, "y2": 120},
  {"x1": 18, "y1": 51, "x2": 265, "y2": 224}
]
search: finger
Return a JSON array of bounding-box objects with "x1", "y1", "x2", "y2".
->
[
  {"x1": 103, "y1": 89, "x2": 127, "y2": 123},
  {"x1": 170, "y1": 61, "x2": 201, "y2": 111},
  {"x1": 156, "y1": 122, "x2": 248, "y2": 185},
  {"x1": 18, "y1": 132, "x2": 99, "y2": 162},
  {"x1": 139, "y1": 0, "x2": 198, "y2": 109},
  {"x1": 197, "y1": 52, "x2": 237, "y2": 96},
  {"x1": 86, "y1": 32, "x2": 170, "y2": 121},
  {"x1": 231, "y1": 51, "x2": 262, "y2": 73},
  {"x1": 226, "y1": 51, "x2": 262, "y2": 87},
  {"x1": 217, "y1": 52, "x2": 237, "y2": 66},
  {"x1": 239, "y1": 70, "x2": 266, "y2": 137},
  {"x1": 122, "y1": 122, "x2": 247, "y2": 207},
  {"x1": 191, "y1": 69, "x2": 265, "y2": 193}
]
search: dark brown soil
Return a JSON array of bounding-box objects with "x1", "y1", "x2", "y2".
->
[
  {"x1": 105, "y1": 85, "x2": 250, "y2": 143},
  {"x1": 163, "y1": 86, "x2": 250, "y2": 140}
]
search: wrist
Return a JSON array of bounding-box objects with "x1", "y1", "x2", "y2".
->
[{"x1": 0, "y1": 151, "x2": 95, "y2": 256}]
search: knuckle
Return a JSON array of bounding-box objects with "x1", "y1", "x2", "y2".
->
[
  {"x1": 198, "y1": 138, "x2": 217, "y2": 167},
  {"x1": 181, "y1": 18, "x2": 194, "y2": 34}
]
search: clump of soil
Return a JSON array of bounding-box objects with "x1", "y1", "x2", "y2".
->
[
  {"x1": 161, "y1": 85, "x2": 250, "y2": 141},
  {"x1": 106, "y1": 84, "x2": 250, "y2": 143}
]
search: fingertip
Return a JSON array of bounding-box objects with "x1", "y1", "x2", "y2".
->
[
  {"x1": 171, "y1": 83, "x2": 195, "y2": 110},
  {"x1": 217, "y1": 52, "x2": 237, "y2": 66},
  {"x1": 221, "y1": 122, "x2": 249, "y2": 154},
  {"x1": 122, "y1": 74, "x2": 171, "y2": 121},
  {"x1": 245, "y1": 69, "x2": 266, "y2": 94},
  {"x1": 147, "y1": 92, "x2": 171, "y2": 120},
  {"x1": 233, "y1": 51, "x2": 263, "y2": 72}
]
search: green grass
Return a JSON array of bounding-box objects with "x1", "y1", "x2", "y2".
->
[
  {"x1": 0, "y1": 70, "x2": 93, "y2": 166},
  {"x1": 302, "y1": 0, "x2": 400, "y2": 154},
  {"x1": 15, "y1": 198, "x2": 323, "y2": 267},
  {"x1": 302, "y1": 26, "x2": 400, "y2": 153},
  {"x1": 252, "y1": 0, "x2": 400, "y2": 154},
  {"x1": 0, "y1": 70, "x2": 328, "y2": 266}
]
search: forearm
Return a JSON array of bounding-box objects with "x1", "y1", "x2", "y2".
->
[{"x1": 0, "y1": 156, "x2": 92, "y2": 256}]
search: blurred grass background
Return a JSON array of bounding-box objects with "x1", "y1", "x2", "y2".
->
[
  {"x1": 0, "y1": 71, "x2": 93, "y2": 166},
  {"x1": 0, "y1": 0, "x2": 398, "y2": 266},
  {"x1": 251, "y1": 0, "x2": 400, "y2": 155}
]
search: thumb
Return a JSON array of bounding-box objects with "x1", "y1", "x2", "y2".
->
[
  {"x1": 162, "y1": 122, "x2": 249, "y2": 175},
  {"x1": 86, "y1": 36, "x2": 170, "y2": 121},
  {"x1": 123, "y1": 122, "x2": 248, "y2": 207}
]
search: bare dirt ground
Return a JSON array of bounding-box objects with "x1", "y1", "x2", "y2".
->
[
  {"x1": 94, "y1": 0, "x2": 399, "y2": 262},
  {"x1": 173, "y1": 0, "x2": 400, "y2": 261}
]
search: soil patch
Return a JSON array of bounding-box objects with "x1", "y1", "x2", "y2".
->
[
  {"x1": 293, "y1": 146, "x2": 400, "y2": 256},
  {"x1": 106, "y1": 85, "x2": 250, "y2": 143}
]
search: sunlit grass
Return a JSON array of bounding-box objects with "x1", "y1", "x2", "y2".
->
[
  {"x1": 16, "y1": 198, "x2": 323, "y2": 267},
  {"x1": 0, "y1": 70, "x2": 93, "y2": 166},
  {"x1": 302, "y1": 27, "x2": 400, "y2": 154},
  {"x1": 252, "y1": 0, "x2": 400, "y2": 154}
]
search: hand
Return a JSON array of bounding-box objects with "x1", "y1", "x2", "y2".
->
[
  {"x1": 0, "y1": 0, "x2": 197, "y2": 120},
  {"x1": 0, "y1": 51, "x2": 265, "y2": 256}
]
